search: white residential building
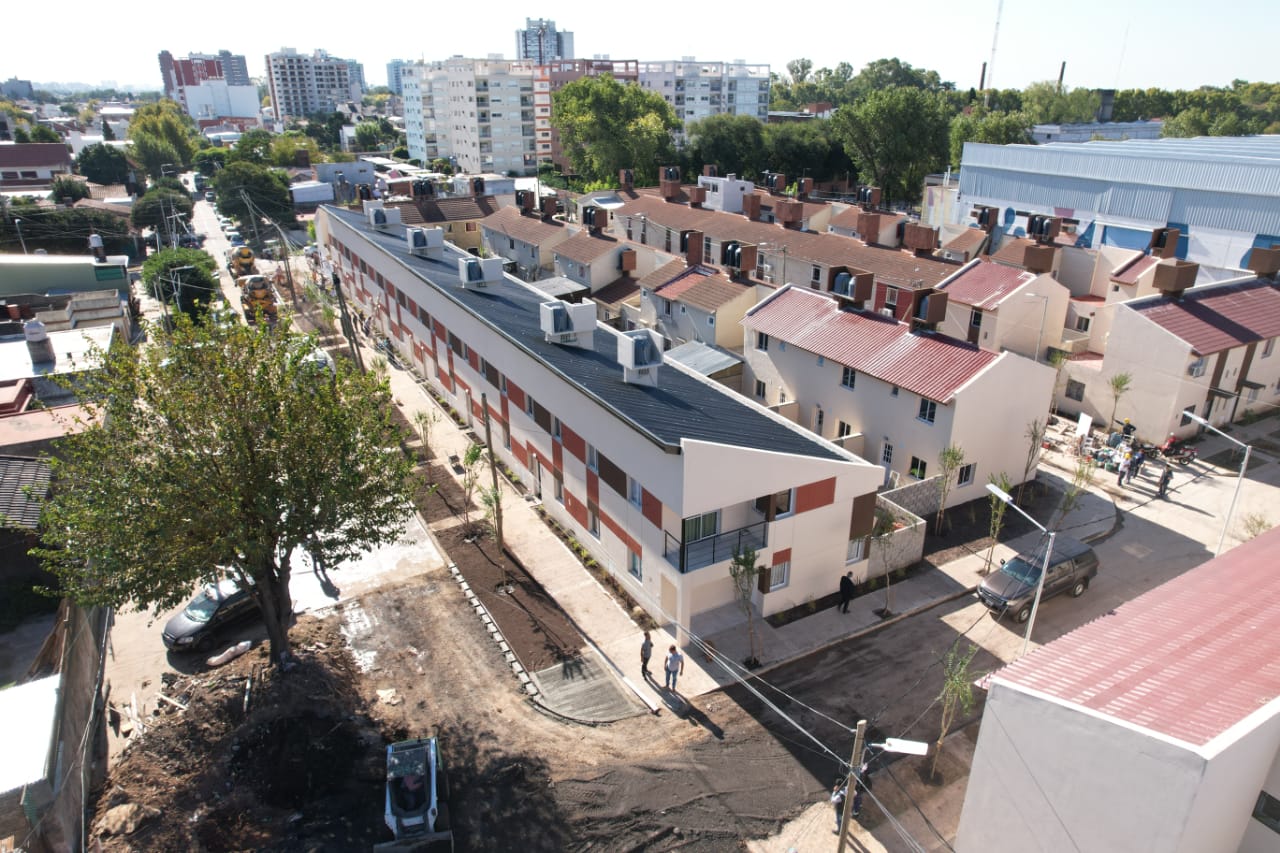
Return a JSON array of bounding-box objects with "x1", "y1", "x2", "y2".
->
[
  {"x1": 265, "y1": 48, "x2": 364, "y2": 121},
  {"x1": 741, "y1": 286, "x2": 1056, "y2": 503},
  {"x1": 637, "y1": 58, "x2": 770, "y2": 128},
  {"x1": 315, "y1": 204, "x2": 886, "y2": 633},
  {"x1": 515, "y1": 18, "x2": 574, "y2": 62},
  {"x1": 935, "y1": 258, "x2": 1071, "y2": 361},
  {"x1": 182, "y1": 80, "x2": 261, "y2": 123},
  {"x1": 957, "y1": 524, "x2": 1280, "y2": 853}
]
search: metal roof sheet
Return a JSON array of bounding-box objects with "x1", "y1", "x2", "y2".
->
[
  {"x1": 328, "y1": 209, "x2": 848, "y2": 461},
  {"x1": 742, "y1": 286, "x2": 1001, "y2": 403},
  {"x1": 996, "y1": 525, "x2": 1280, "y2": 748},
  {"x1": 1128, "y1": 277, "x2": 1280, "y2": 355},
  {"x1": 665, "y1": 341, "x2": 742, "y2": 376},
  {"x1": 0, "y1": 455, "x2": 51, "y2": 529},
  {"x1": 938, "y1": 260, "x2": 1035, "y2": 310},
  {"x1": 1111, "y1": 254, "x2": 1158, "y2": 284}
]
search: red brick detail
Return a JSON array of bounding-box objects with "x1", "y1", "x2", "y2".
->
[
  {"x1": 471, "y1": 398, "x2": 484, "y2": 420},
  {"x1": 772, "y1": 548, "x2": 792, "y2": 566},
  {"x1": 600, "y1": 508, "x2": 640, "y2": 554},
  {"x1": 561, "y1": 424, "x2": 586, "y2": 462},
  {"x1": 795, "y1": 477, "x2": 837, "y2": 514},
  {"x1": 467, "y1": 348, "x2": 480, "y2": 372},
  {"x1": 641, "y1": 488, "x2": 662, "y2": 529},
  {"x1": 587, "y1": 471, "x2": 599, "y2": 505},
  {"x1": 564, "y1": 490, "x2": 588, "y2": 528},
  {"x1": 433, "y1": 319, "x2": 447, "y2": 340},
  {"x1": 407, "y1": 297, "x2": 418, "y2": 316},
  {"x1": 552, "y1": 440, "x2": 563, "y2": 474},
  {"x1": 454, "y1": 375, "x2": 470, "y2": 397},
  {"x1": 512, "y1": 441, "x2": 529, "y2": 467},
  {"x1": 507, "y1": 382, "x2": 526, "y2": 413},
  {"x1": 500, "y1": 395, "x2": 510, "y2": 425}
]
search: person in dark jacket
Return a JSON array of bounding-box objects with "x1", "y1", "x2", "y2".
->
[
  {"x1": 1159, "y1": 465, "x2": 1174, "y2": 498},
  {"x1": 839, "y1": 571, "x2": 856, "y2": 614}
]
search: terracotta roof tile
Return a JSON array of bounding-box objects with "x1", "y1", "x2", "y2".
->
[
  {"x1": 84, "y1": 182, "x2": 129, "y2": 200},
  {"x1": 637, "y1": 259, "x2": 687, "y2": 289},
  {"x1": 742, "y1": 286, "x2": 1000, "y2": 402},
  {"x1": 421, "y1": 195, "x2": 498, "y2": 223},
  {"x1": 482, "y1": 205, "x2": 570, "y2": 246},
  {"x1": 592, "y1": 276, "x2": 641, "y2": 309},
  {"x1": 655, "y1": 266, "x2": 752, "y2": 313},
  {"x1": 827, "y1": 206, "x2": 864, "y2": 229},
  {"x1": 996, "y1": 525, "x2": 1280, "y2": 747},
  {"x1": 1111, "y1": 254, "x2": 1158, "y2": 284},
  {"x1": 940, "y1": 228, "x2": 989, "y2": 258},
  {"x1": 614, "y1": 195, "x2": 957, "y2": 289},
  {"x1": 72, "y1": 198, "x2": 133, "y2": 220},
  {"x1": 554, "y1": 231, "x2": 619, "y2": 265},
  {"x1": 938, "y1": 260, "x2": 1036, "y2": 311},
  {"x1": 384, "y1": 200, "x2": 425, "y2": 225},
  {"x1": 1130, "y1": 278, "x2": 1280, "y2": 356},
  {"x1": 0, "y1": 455, "x2": 51, "y2": 529},
  {"x1": 991, "y1": 236, "x2": 1035, "y2": 267},
  {"x1": 0, "y1": 143, "x2": 72, "y2": 169}
]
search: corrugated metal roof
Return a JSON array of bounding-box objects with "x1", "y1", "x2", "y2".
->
[
  {"x1": 1128, "y1": 277, "x2": 1280, "y2": 355},
  {"x1": 960, "y1": 136, "x2": 1280, "y2": 235},
  {"x1": 996, "y1": 524, "x2": 1280, "y2": 748},
  {"x1": 0, "y1": 455, "x2": 51, "y2": 529},
  {"x1": 742, "y1": 286, "x2": 1000, "y2": 402},
  {"x1": 938, "y1": 260, "x2": 1035, "y2": 310},
  {"x1": 940, "y1": 228, "x2": 988, "y2": 257},
  {"x1": 665, "y1": 341, "x2": 742, "y2": 376},
  {"x1": 1111, "y1": 254, "x2": 1157, "y2": 284}
]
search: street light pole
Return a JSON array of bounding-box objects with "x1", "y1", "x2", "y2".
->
[
  {"x1": 14, "y1": 218, "x2": 27, "y2": 254},
  {"x1": 986, "y1": 483, "x2": 1056, "y2": 657},
  {"x1": 1186, "y1": 411, "x2": 1252, "y2": 556},
  {"x1": 1025, "y1": 293, "x2": 1048, "y2": 363}
]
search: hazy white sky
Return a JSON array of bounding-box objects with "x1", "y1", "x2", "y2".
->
[{"x1": 8, "y1": 0, "x2": 1276, "y2": 93}]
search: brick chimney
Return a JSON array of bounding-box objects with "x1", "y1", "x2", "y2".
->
[
  {"x1": 742, "y1": 194, "x2": 762, "y2": 221},
  {"x1": 1247, "y1": 245, "x2": 1280, "y2": 278},
  {"x1": 775, "y1": 199, "x2": 803, "y2": 229},
  {"x1": 682, "y1": 229, "x2": 704, "y2": 266},
  {"x1": 688, "y1": 186, "x2": 707, "y2": 208},
  {"x1": 1023, "y1": 244, "x2": 1056, "y2": 275}
]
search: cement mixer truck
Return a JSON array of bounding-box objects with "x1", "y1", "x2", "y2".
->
[
  {"x1": 236, "y1": 275, "x2": 279, "y2": 325},
  {"x1": 227, "y1": 246, "x2": 258, "y2": 278}
]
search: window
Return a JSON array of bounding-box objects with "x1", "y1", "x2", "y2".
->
[
  {"x1": 837, "y1": 420, "x2": 852, "y2": 438},
  {"x1": 1075, "y1": 315, "x2": 1091, "y2": 333},
  {"x1": 882, "y1": 442, "x2": 893, "y2": 466},
  {"x1": 628, "y1": 549, "x2": 642, "y2": 580},
  {"x1": 509, "y1": 237, "x2": 515, "y2": 249},
  {"x1": 1188, "y1": 357, "x2": 1207, "y2": 378},
  {"x1": 500, "y1": 375, "x2": 508, "y2": 395},
  {"x1": 682, "y1": 511, "x2": 720, "y2": 542},
  {"x1": 918, "y1": 398, "x2": 937, "y2": 424},
  {"x1": 1254, "y1": 790, "x2": 1280, "y2": 834},
  {"x1": 841, "y1": 366, "x2": 856, "y2": 389},
  {"x1": 884, "y1": 288, "x2": 898, "y2": 309},
  {"x1": 958, "y1": 463, "x2": 976, "y2": 486},
  {"x1": 708, "y1": 316, "x2": 715, "y2": 327},
  {"x1": 891, "y1": 386, "x2": 899, "y2": 397},
  {"x1": 817, "y1": 355, "x2": 824, "y2": 367},
  {"x1": 588, "y1": 507, "x2": 600, "y2": 538},
  {"x1": 662, "y1": 298, "x2": 672, "y2": 316},
  {"x1": 910, "y1": 457, "x2": 928, "y2": 479},
  {"x1": 769, "y1": 561, "x2": 790, "y2": 591},
  {"x1": 755, "y1": 489, "x2": 794, "y2": 518},
  {"x1": 1248, "y1": 386, "x2": 1259, "y2": 403},
  {"x1": 1265, "y1": 338, "x2": 1276, "y2": 358},
  {"x1": 811, "y1": 265, "x2": 821, "y2": 283},
  {"x1": 552, "y1": 417, "x2": 562, "y2": 440},
  {"x1": 554, "y1": 476, "x2": 564, "y2": 504},
  {"x1": 755, "y1": 332, "x2": 769, "y2": 351},
  {"x1": 754, "y1": 379, "x2": 766, "y2": 399},
  {"x1": 628, "y1": 477, "x2": 643, "y2": 507},
  {"x1": 970, "y1": 309, "x2": 982, "y2": 329},
  {"x1": 846, "y1": 538, "x2": 865, "y2": 564},
  {"x1": 1180, "y1": 405, "x2": 1196, "y2": 427},
  {"x1": 587, "y1": 444, "x2": 598, "y2": 472},
  {"x1": 814, "y1": 407, "x2": 825, "y2": 434},
  {"x1": 1065, "y1": 380, "x2": 1085, "y2": 402},
  {"x1": 703, "y1": 236, "x2": 712, "y2": 258},
  {"x1": 524, "y1": 395, "x2": 535, "y2": 417}
]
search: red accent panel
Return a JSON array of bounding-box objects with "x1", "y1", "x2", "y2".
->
[
  {"x1": 772, "y1": 548, "x2": 792, "y2": 566},
  {"x1": 565, "y1": 490, "x2": 588, "y2": 527},
  {"x1": 512, "y1": 441, "x2": 529, "y2": 467},
  {"x1": 795, "y1": 477, "x2": 837, "y2": 514},
  {"x1": 641, "y1": 488, "x2": 662, "y2": 529},
  {"x1": 433, "y1": 319, "x2": 447, "y2": 340},
  {"x1": 467, "y1": 348, "x2": 480, "y2": 371},
  {"x1": 561, "y1": 424, "x2": 585, "y2": 462},
  {"x1": 587, "y1": 471, "x2": 599, "y2": 505},
  {"x1": 472, "y1": 398, "x2": 484, "y2": 420},
  {"x1": 600, "y1": 509, "x2": 640, "y2": 554},
  {"x1": 552, "y1": 441, "x2": 563, "y2": 474},
  {"x1": 500, "y1": 395, "x2": 510, "y2": 425},
  {"x1": 507, "y1": 382, "x2": 526, "y2": 413}
]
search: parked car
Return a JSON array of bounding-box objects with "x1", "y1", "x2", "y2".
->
[
  {"x1": 162, "y1": 577, "x2": 258, "y2": 652},
  {"x1": 178, "y1": 233, "x2": 206, "y2": 248},
  {"x1": 976, "y1": 535, "x2": 1099, "y2": 623},
  {"x1": 205, "y1": 190, "x2": 215, "y2": 202},
  {"x1": 379, "y1": 738, "x2": 453, "y2": 851},
  {"x1": 226, "y1": 231, "x2": 245, "y2": 246}
]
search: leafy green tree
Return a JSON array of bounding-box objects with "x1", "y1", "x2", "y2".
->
[
  {"x1": 130, "y1": 132, "x2": 182, "y2": 180},
  {"x1": 551, "y1": 74, "x2": 680, "y2": 184},
  {"x1": 830, "y1": 87, "x2": 951, "y2": 205},
  {"x1": 227, "y1": 128, "x2": 274, "y2": 165},
  {"x1": 0, "y1": 207, "x2": 135, "y2": 258},
  {"x1": 935, "y1": 444, "x2": 966, "y2": 534},
  {"x1": 29, "y1": 124, "x2": 62, "y2": 143},
  {"x1": 729, "y1": 546, "x2": 764, "y2": 667},
  {"x1": 149, "y1": 176, "x2": 187, "y2": 194},
  {"x1": 392, "y1": 146, "x2": 409, "y2": 160},
  {"x1": 131, "y1": 188, "x2": 193, "y2": 232},
  {"x1": 763, "y1": 121, "x2": 854, "y2": 183},
  {"x1": 848, "y1": 57, "x2": 951, "y2": 99},
  {"x1": 685, "y1": 114, "x2": 766, "y2": 180},
  {"x1": 34, "y1": 315, "x2": 416, "y2": 665},
  {"x1": 1021, "y1": 82, "x2": 1100, "y2": 125},
  {"x1": 949, "y1": 109, "x2": 1034, "y2": 167},
  {"x1": 141, "y1": 247, "x2": 219, "y2": 317},
  {"x1": 786, "y1": 58, "x2": 813, "y2": 85},
  {"x1": 304, "y1": 112, "x2": 348, "y2": 148},
  {"x1": 127, "y1": 99, "x2": 196, "y2": 169},
  {"x1": 193, "y1": 147, "x2": 227, "y2": 175},
  {"x1": 49, "y1": 175, "x2": 91, "y2": 203},
  {"x1": 76, "y1": 142, "x2": 132, "y2": 185},
  {"x1": 12, "y1": 125, "x2": 31, "y2": 143},
  {"x1": 212, "y1": 161, "x2": 295, "y2": 226},
  {"x1": 354, "y1": 121, "x2": 383, "y2": 151},
  {"x1": 101, "y1": 120, "x2": 116, "y2": 141},
  {"x1": 933, "y1": 644, "x2": 979, "y2": 778},
  {"x1": 270, "y1": 132, "x2": 321, "y2": 168}
]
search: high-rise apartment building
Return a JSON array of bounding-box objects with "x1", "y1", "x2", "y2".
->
[
  {"x1": 403, "y1": 58, "x2": 539, "y2": 175},
  {"x1": 638, "y1": 58, "x2": 770, "y2": 128},
  {"x1": 515, "y1": 18, "x2": 573, "y2": 63},
  {"x1": 386, "y1": 59, "x2": 407, "y2": 96},
  {"x1": 158, "y1": 50, "x2": 257, "y2": 124},
  {"x1": 265, "y1": 48, "x2": 365, "y2": 121}
]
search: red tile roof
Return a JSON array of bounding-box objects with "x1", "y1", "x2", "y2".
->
[
  {"x1": 939, "y1": 228, "x2": 989, "y2": 259},
  {"x1": 554, "y1": 231, "x2": 619, "y2": 265},
  {"x1": 990, "y1": 236, "x2": 1035, "y2": 267},
  {"x1": 637, "y1": 259, "x2": 687, "y2": 289},
  {"x1": 827, "y1": 206, "x2": 864, "y2": 229},
  {"x1": 0, "y1": 143, "x2": 72, "y2": 169},
  {"x1": 743, "y1": 286, "x2": 1001, "y2": 402},
  {"x1": 421, "y1": 195, "x2": 498, "y2": 223},
  {"x1": 593, "y1": 276, "x2": 641, "y2": 309},
  {"x1": 1111, "y1": 254, "x2": 1158, "y2": 284},
  {"x1": 656, "y1": 266, "x2": 752, "y2": 313},
  {"x1": 383, "y1": 200, "x2": 425, "y2": 225},
  {"x1": 938, "y1": 260, "x2": 1035, "y2": 311},
  {"x1": 482, "y1": 205, "x2": 570, "y2": 246},
  {"x1": 1131, "y1": 278, "x2": 1280, "y2": 356},
  {"x1": 996, "y1": 525, "x2": 1280, "y2": 747},
  {"x1": 615, "y1": 194, "x2": 957, "y2": 290}
]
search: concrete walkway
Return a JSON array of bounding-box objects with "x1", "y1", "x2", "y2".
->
[{"x1": 369, "y1": 338, "x2": 1119, "y2": 721}]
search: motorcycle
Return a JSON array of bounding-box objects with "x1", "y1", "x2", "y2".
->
[{"x1": 1167, "y1": 446, "x2": 1198, "y2": 465}]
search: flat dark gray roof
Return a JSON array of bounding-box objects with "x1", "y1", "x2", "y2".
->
[{"x1": 327, "y1": 207, "x2": 847, "y2": 461}]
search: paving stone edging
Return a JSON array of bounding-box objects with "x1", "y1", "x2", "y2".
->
[{"x1": 447, "y1": 562, "x2": 539, "y2": 699}]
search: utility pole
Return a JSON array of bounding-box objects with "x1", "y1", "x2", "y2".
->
[
  {"x1": 836, "y1": 719, "x2": 867, "y2": 853},
  {"x1": 330, "y1": 268, "x2": 365, "y2": 372},
  {"x1": 480, "y1": 392, "x2": 510, "y2": 593},
  {"x1": 241, "y1": 190, "x2": 263, "y2": 251}
]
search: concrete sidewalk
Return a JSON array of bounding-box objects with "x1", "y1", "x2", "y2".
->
[{"x1": 371, "y1": 341, "x2": 1119, "y2": 720}]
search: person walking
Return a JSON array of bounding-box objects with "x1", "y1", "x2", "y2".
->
[
  {"x1": 663, "y1": 645, "x2": 684, "y2": 691},
  {"x1": 830, "y1": 780, "x2": 847, "y2": 834},
  {"x1": 1116, "y1": 453, "x2": 1130, "y2": 487},
  {"x1": 839, "y1": 571, "x2": 856, "y2": 614},
  {"x1": 1132, "y1": 449, "x2": 1146, "y2": 479},
  {"x1": 640, "y1": 631, "x2": 653, "y2": 679},
  {"x1": 1159, "y1": 465, "x2": 1174, "y2": 498}
]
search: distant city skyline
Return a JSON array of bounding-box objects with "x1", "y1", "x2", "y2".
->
[{"x1": 6, "y1": 0, "x2": 1277, "y2": 97}]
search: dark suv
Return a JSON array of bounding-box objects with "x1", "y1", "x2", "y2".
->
[
  {"x1": 977, "y1": 535, "x2": 1099, "y2": 623},
  {"x1": 162, "y1": 578, "x2": 258, "y2": 652}
]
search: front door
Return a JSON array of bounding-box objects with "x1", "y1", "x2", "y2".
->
[
  {"x1": 881, "y1": 441, "x2": 894, "y2": 487},
  {"x1": 531, "y1": 456, "x2": 543, "y2": 499}
]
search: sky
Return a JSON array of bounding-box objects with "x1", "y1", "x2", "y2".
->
[{"x1": 7, "y1": 0, "x2": 1276, "y2": 95}]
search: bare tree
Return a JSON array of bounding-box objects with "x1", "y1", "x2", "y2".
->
[
  {"x1": 933, "y1": 643, "x2": 979, "y2": 779},
  {"x1": 460, "y1": 443, "x2": 485, "y2": 537},
  {"x1": 934, "y1": 444, "x2": 966, "y2": 534},
  {"x1": 1108, "y1": 371, "x2": 1133, "y2": 431},
  {"x1": 1048, "y1": 350, "x2": 1069, "y2": 415},
  {"x1": 871, "y1": 506, "x2": 902, "y2": 618},
  {"x1": 984, "y1": 472, "x2": 1014, "y2": 574},
  {"x1": 1053, "y1": 456, "x2": 1097, "y2": 530},
  {"x1": 729, "y1": 546, "x2": 764, "y2": 668},
  {"x1": 1016, "y1": 419, "x2": 1046, "y2": 504},
  {"x1": 413, "y1": 408, "x2": 441, "y2": 460}
]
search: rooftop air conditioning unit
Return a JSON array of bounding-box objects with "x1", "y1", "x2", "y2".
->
[
  {"x1": 832, "y1": 271, "x2": 853, "y2": 297},
  {"x1": 408, "y1": 226, "x2": 445, "y2": 258},
  {"x1": 618, "y1": 328, "x2": 663, "y2": 386},
  {"x1": 539, "y1": 299, "x2": 597, "y2": 348},
  {"x1": 880, "y1": 307, "x2": 895, "y2": 317},
  {"x1": 457, "y1": 256, "x2": 504, "y2": 290}
]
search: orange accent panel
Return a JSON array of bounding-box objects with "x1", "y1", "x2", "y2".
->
[{"x1": 795, "y1": 477, "x2": 836, "y2": 514}]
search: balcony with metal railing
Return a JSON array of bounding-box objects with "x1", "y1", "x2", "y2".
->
[{"x1": 664, "y1": 520, "x2": 767, "y2": 574}]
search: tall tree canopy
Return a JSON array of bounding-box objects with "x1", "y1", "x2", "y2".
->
[
  {"x1": 830, "y1": 87, "x2": 951, "y2": 205},
  {"x1": 685, "y1": 114, "x2": 767, "y2": 180},
  {"x1": 131, "y1": 187, "x2": 194, "y2": 232},
  {"x1": 551, "y1": 74, "x2": 680, "y2": 184},
  {"x1": 212, "y1": 161, "x2": 296, "y2": 226},
  {"x1": 226, "y1": 129, "x2": 275, "y2": 165},
  {"x1": 1020, "y1": 82, "x2": 1101, "y2": 125},
  {"x1": 35, "y1": 317, "x2": 416, "y2": 664},
  {"x1": 140, "y1": 247, "x2": 219, "y2": 317},
  {"x1": 949, "y1": 109, "x2": 1034, "y2": 167},
  {"x1": 128, "y1": 99, "x2": 197, "y2": 174}
]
